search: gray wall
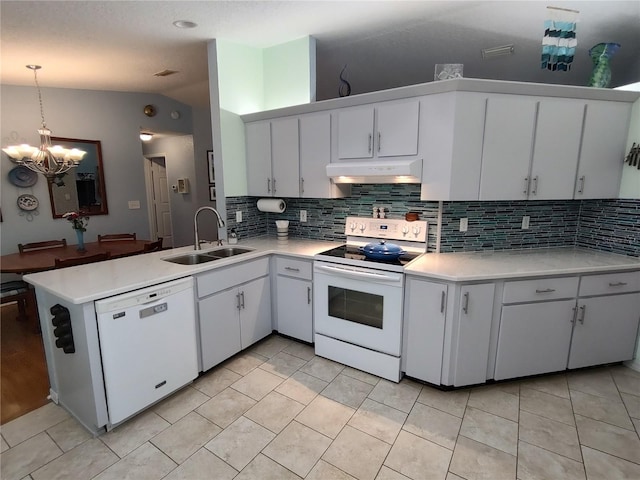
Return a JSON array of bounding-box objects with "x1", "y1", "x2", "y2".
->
[{"x1": 1, "y1": 84, "x2": 194, "y2": 256}]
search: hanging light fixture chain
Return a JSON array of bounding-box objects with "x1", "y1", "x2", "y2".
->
[{"x1": 32, "y1": 67, "x2": 47, "y2": 128}]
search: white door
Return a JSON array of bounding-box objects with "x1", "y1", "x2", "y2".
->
[
  {"x1": 337, "y1": 106, "x2": 375, "y2": 159},
  {"x1": 375, "y1": 100, "x2": 420, "y2": 157},
  {"x1": 246, "y1": 121, "x2": 272, "y2": 196},
  {"x1": 149, "y1": 157, "x2": 173, "y2": 248},
  {"x1": 271, "y1": 117, "x2": 300, "y2": 197},
  {"x1": 276, "y1": 275, "x2": 313, "y2": 342},
  {"x1": 300, "y1": 112, "x2": 332, "y2": 198},
  {"x1": 239, "y1": 276, "x2": 272, "y2": 349}
]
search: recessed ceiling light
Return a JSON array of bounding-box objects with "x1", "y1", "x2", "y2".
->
[
  {"x1": 173, "y1": 20, "x2": 197, "y2": 29},
  {"x1": 139, "y1": 132, "x2": 153, "y2": 142},
  {"x1": 481, "y1": 44, "x2": 515, "y2": 59}
]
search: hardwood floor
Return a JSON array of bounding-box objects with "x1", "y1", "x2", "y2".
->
[{"x1": 1, "y1": 303, "x2": 50, "y2": 424}]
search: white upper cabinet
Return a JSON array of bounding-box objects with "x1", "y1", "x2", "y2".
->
[
  {"x1": 300, "y1": 113, "x2": 338, "y2": 198},
  {"x1": 574, "y1": 101, "x2": 631, "y2": 199},
  {"x1": 335, "y1": 99, "x2": 420, "y2": 160},
  {"x1": 246, "y1": 121, "x2": 272, "y2": 197}
]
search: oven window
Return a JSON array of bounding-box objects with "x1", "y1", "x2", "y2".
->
[{"x1": 328, "y1": 286, "x2": 383, "y2": 329}]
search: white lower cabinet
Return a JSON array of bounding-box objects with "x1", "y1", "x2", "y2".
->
[
  {"x1": 274, "y1": 257, "x2": 313, "y2": 342},
  {"x1": 199, "y1": 288, "x2": 243, "y2": 371}
]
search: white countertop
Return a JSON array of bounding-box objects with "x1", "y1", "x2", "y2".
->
[
  {"x1": 24, "y1": 237, "x2": 336, "y2": 304},
  {"x1": 405, "y1": 247, "x2": 640, "y2": 282}
]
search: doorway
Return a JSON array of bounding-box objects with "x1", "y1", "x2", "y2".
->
[{"x1": 144, "y1": 156, "x2": 173, "y2": 248}]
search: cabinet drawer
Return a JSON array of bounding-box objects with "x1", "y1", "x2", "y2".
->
[
  {"x1": 579, "y1": 271, "x2": 640, "y2": 297},
  {"x1": 197, "y1": 258, "x2": 269, "y2": 298},
  {"x1": 503, "y1": 276, "x2": 579, "y2": 304},
  {"x1": 275, "y1": 257, "x2": 312, "y2": 280}
]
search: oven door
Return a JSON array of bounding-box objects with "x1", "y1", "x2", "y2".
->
[{"x1": 313, "y1": 261, "x2": 404, "y2": 356}]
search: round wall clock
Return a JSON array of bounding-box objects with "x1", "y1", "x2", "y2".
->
[{"x1": 143, "y1": 104, "x2": 157, "y2": 117}]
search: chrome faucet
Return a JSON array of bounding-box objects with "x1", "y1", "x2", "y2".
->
[{"x1": 194, "y1": 206, "x2": 226, "y2": 250}]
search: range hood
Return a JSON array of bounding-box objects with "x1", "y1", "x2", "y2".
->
[{"x1": 326, "y1": 158, "x2": 423, "y2": 184}]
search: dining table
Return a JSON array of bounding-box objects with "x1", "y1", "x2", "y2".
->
[{"x1": 0, "y1": 240, "x2": 151, "y2": 274}]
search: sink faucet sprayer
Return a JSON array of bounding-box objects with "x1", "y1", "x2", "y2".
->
[{"x1": 194, "y1": 206, "x2": 226, "y2": 250}]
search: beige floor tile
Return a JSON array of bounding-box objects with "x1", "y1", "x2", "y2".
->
[
  {"x1": 632, "y1": 417, "x2": 640, "y2": 434},
  {"x1": 416, "y1": 386, "x2": 469, "y2": 418},
  {"x1": 516, "y1": 441, "x2": 585, "y2": 480},
  {"x1": 284, "y1": 342, "x2": 316, "y2": 361},
  {"x1": 495, "y1": 381, "x2": 520, "y2": 396},
  {"x1": 468, "y1": 386, "x2": 519, "y2": 421},
  {"x1": 460, "y1": 407, "x2": 518, "y2": 456},
  {"x1": 275, "y1": 370, "x2": 328, "y2": 405},
  {"x1": 223, "y1": 351, "x2": 268, "y2": 376},
  {"x1": 582, "y1": 445, "x2": 640, "y2": 480},
  {"x1": 300, "y1": 356, "x2": 345, "y2": 382},
  {"x1": 263, "y1": 421, "x2": 332, "y2": 477},
  {"x1": 92, "y1": 442, "x2": 176, "y2": 480},
  {"x1": 376, "y1": 465, "x2": 411, "y2": 479},
  {"x1": 307, "y1": 459, "x2": 357, "y2": 480},
  {"x1": 150, "y1": 411, "x2": 221, "y2": 464},
  {"x1": 611, "y1": 368, "x2": 640, "y2": 397},
  {"x1": 162, "y1": 448, "x2": 237, "y2": 480},
  {"x1": 368, "y1": 379, "x2": 421, "y2": 414},
  {"x1": 519, "y1": 373, "x2": 570, "y2": 399},
  {"x1": 0, "y1": 432, "x2": 62, "y2": 480},
  {"x1": 575, "y1": 414, "x2": 640, "y2": 464},
  {"x1": 296, "y1": 394, "x2": 355, "y2": 439},
  {"x1": 342, "y1": 366, "x2": 382, "y2": 386},
  {"x1": 249, "y1": 334, "x2": 292, "y2": 358},
  {"x1": 193, "y1": 367, "x2": 242, "y2": 397},
  {"x1": 100, "y1": 410, "x2": 170, "y2": 458},
  {"x1": 404, "y1": 401, "x2": 462, "y2": 450},
  {"x1": 322, "y1": 373, "x2": 375, "y2": 409},
  {"x1": 567, "y1": 369, "x2": 620, "y2": 399},
  {"x1": 1, "y1": 436, "x2": 8, "y2": 453},
  {"x1": 1, "y1": 402, "x2": 70, "y2": 447},
  {"x1": 348, "y1": 398, "x2": 407, "y2": 444},
  {"x1": 445, "y1": 474, "x2": 465, "y2": 480},
  {"x1": 259, "y1": 351, "x2": 307, "y2": 379},
  {"x1": 31, "y1": 438, "x2": 118, "y2": 480},
  {"x1": 518, "y1": 410, "x2": 581, "y2": 461},
  {"x1": 323, "y1": 425, "x2": 391, "y2": 480},
  {"x1": 570, "y1": 389, "x2": 635, "y2": 430},
  {"x1": 152, "y1": 386, "x2": 209, "y2": 424},
  {"x1": 231, "y1": 367, "x2": 284, "y2": 401},
  {"x1": 46, "y1": 417, "x2": 92, "y2": 452},
  {"x1": 195, "y1": 387, "x2": 256, "y2": 428},
  {"x1": 520, "y1": 387, "x2": 575, "y2": 425},
  {"x1": 449, "y1": 435, "x2": 516, "y2": 480},
  {"x1": 204, "y1": 416, "x2": 275, "y2": 470},
  {"x1": 244, "y1": 391, "x2": 305, "y2": 433},
  {"x1": 234, "y1": 453, "x2": 302, "y2": 480},
  {"x1": 621, "y1": 392, "x2": 640, "y2": 419},
  {"x1": 384, "y1": 430, "x2": 451, "y2": 480}
]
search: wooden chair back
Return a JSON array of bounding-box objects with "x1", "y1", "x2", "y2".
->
[
  {"x1": 98, "y1": 233, "x2": 136, "y2": 242},
  {"x1": 18, "y1": 239, "x2": 67, "y2": 254},
  {"x1": 1, "y1": 281, "x2": 40, "y2": 332},
  {"x1": 55, "y1": 252, "x2": 110, "y2": 269},
  {"x1": 143, "y1": 238, "x2": 163, "y2": 253}
]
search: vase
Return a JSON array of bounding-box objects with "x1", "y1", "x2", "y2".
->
[
  {"x1": 75, "y1": 229, "x2": 86, "y2": 252},
  {"x1": 587, "y1": 42, "x2": 620, "y2": 88}
]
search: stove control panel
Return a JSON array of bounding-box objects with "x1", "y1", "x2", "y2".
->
[{"x1": 345, "y1": 216, "x2": 428, "y2": 242}]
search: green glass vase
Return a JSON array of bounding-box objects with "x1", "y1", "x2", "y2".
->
[{"x1": 587, "y1": 42, "x2": 620, "y2": 88}]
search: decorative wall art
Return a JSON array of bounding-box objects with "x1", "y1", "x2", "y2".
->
[
  {"x1": 541, "y1": 6, "x2": 579, "y2": 72},
  {"x1": 339, "y1": 65, "x2": 352, "y2": 97},
  {"x1": 587, "y1": 42, "x2": 621, "y2": 88},
  {"x1": 207, "y1": 150, "x2": 215, "y2": 184}
]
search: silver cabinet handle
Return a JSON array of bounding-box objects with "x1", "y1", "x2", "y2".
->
[
  {"x1": 267, "y1": 178, "x2": 271, "y2": 193},
  {"x1": 531, "y1": 176, "x2": 538, "y2": 196},
  {"x1": 300, "y1": 177, "x2": 304, "y2": 195},
  {"x1": 608, "y1": 282, "x2": 628, "y2": 287},
  {"x1": 236, "y1": 293, "x2": 241, "y2": 310},
  {"x1": 462, "y1": 292, "x2": 469, "y2": 314},
  {"x1": 571, "y1": 306, "x2": 578, "y2": 324},
  {"x1": 285, "y1": 266, "x2": 300, "y2": 272},
  {"x1": 378, "y1": 132, "x2": 381, "y2": 152},
  {"x1": 368, "y1": 133, "x2": 372, "y2": 153},
  {"x1": 578, "y1": 305, "x2": 586, "y2": 324},
  {"x1": 577, "y1": 175, "x2": 585, "y2": 194},
  {"x1": 240, "y1": 291, "x2": 245, "y2": 309},
  {"x1": 307, "y1": 286, "x2": 311, "y2": 305},
  {"x1": 535, "y1": 288, "x2": 556, "y2": 294},
  {"x1": 272, "y1": 178, "x2": 276, "y2": 194},
  {"x1": 523, "y1": 177, "x2": 530, "y2": 195},
  {"x1": 440, "y1": 291, "x2": 446, "y2": 313}
]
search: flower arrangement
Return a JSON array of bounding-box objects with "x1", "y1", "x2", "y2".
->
[{"x1": 62, "y1": 211, "x2": 89, "y2": 232}]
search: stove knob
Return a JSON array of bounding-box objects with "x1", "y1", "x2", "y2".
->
[
  {"x1": 359, "y1": 223, "x2": 366, "y2": 233},
  {"x1": 412, "y1": 226, "x2": 421, "y2": 236},
  {"x1": 349, "y1": 222, "x2": 357, "y2": 232},
  {"x1": 401, "y1": 225, "x2": 409, "y2": 236}
]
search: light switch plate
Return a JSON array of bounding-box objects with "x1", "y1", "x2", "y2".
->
[
  {"x1": 236, "y1": 211, "x2": 242, "y2": 222},
  {"x1": 300, "y1": 210, "x2": 307, "y2": 222},
  {"x1": 128, "y1": 200, "x2": 141, "y2": 209},
  {"x1": 522, "y1": 216, "x2": 530, "y2": 229},
  {"x1": 459, "y1": 218, "x2": 468, "y2": 232}
]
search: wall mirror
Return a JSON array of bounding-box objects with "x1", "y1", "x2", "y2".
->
[{"x1": 47, "y1": 137, "x2": 109, "y2": 218}]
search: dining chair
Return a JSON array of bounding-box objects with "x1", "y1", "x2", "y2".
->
[
  {"x1": 55, "y1": 252, "x2": 110, "y2": 268},
  {"x1": 143, "y1": 238, "x2": 163, "y2": 253},
  {"x1": 18, "y1": 239, "x2": 67, "y2": 254},
  {"x1": 98, "y1": 233, "x2": 136, "y2": 242},
  {"x1": 0, "y1": 280, "x2": 40, "y2": 333}
]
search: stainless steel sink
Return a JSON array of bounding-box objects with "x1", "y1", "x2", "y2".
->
[
  {"x1": 207, "y1": 247, "x2": 254, "y2": 258},
  {"x1": 163, "y1": 247, "x2": 254, "y2": 265}
]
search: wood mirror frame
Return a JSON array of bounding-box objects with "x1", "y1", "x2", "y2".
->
[{"x1": 47, "y1": 137, "x2": 109, "y2": 218}]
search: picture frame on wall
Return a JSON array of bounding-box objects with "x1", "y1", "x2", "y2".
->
[
  {"x1": 209, "y1": 184, "x2": 216, "y2": 201},
  {"x1": 207, "y1": 150, "x2": 215, "y2": 184}
]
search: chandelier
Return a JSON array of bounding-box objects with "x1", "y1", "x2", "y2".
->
[{"x1": 2, "y1": 65, "x2": 86, "y2": 178}]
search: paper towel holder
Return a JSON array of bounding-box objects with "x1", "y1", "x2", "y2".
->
[{"x1": 256, "y1": 198, "x2": 286, "y2": 213}]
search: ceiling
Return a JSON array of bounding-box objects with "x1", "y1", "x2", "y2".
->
[{"x1": 1, "y1": 1, "x2": 639, "y2": 109}]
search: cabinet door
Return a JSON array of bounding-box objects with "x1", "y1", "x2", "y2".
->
[
  {"x1": 300, "y1": 113, "x2": 332, "y2": 198},
  {"x1": 271, "y1": 117, "x2": 300, "y2": 197},
  {"x1": 530, "y1": 100, "x2": 585, "y2": 200},
  {"x1": 403, "y1": 279, "x2": 447, "y2": 384},
  {"x1": 495, "y1": 300, "x2": 575, "y2": 380},
  {"x1": 376, "y1": 100, "x2": 420, "y2": 157},
  {"x1": 239, "y1": 276, "x2": 272, "y2": 349},
  {"x1": 199, "y1": 289, "x2": 242, "y2": 371},
  {"x1": 479, "y1": 96, "x2": 537, "y2": 200},
  {"x1": 452, "y1": 283, "x2": 495, "y2": 386},
  {"x1": 575, "y1": 101, "x2": 631, "y2": 199},
  {"x1": 336, "y1": 106, "x2": 375, "y2": 159},
  {"x1": 246, "y1": 121, "x2": 272, "y2": 196},
  {"x1": 276, "y1": 275, "x2": 312, "y2": 342},
  {"x1": 568, "y1": 293, "x2": 640, "y2": 369}
]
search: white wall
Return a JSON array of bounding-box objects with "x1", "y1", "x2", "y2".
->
[{"x1": 0, "y1": 84, "x2": 193, "y2": 256}]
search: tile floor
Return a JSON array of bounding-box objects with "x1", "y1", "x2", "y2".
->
[{"x1": 1, "y1": 334, "x2": 639, "y2": 480}]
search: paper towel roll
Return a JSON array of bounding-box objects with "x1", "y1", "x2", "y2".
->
[{"x1": 257, "y1": 198, "x2": 286, "y2": 213}]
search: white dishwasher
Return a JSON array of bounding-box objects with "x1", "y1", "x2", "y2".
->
[{"x1": 95, "y1": 277, "x2": 198, "y2": 426}]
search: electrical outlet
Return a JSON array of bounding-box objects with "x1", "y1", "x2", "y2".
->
[
  {"x1": 459, "y1": 218, "x2": 468, "y2": 232},
  {"x1": 236, "y1": 211, "x2": 242, "y2": 223},
  {"x1": 300, "y1": 210, "x2": 307, "y2": 222},
  {"x1": 522, "y1": 215, "x2": 530, "y2": 229}
]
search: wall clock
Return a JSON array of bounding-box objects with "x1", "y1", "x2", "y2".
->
[{"x1": 143, "y1": 104, "x2": 157, "y2": 117}]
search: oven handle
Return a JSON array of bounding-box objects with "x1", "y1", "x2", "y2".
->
[{"x1": 315, "y1": 264, "x2": 402, "y2": 283}]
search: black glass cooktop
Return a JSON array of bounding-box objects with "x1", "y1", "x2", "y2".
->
[{"x1": 317, "y1": 245, "x2": 421, "y2": 267}]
